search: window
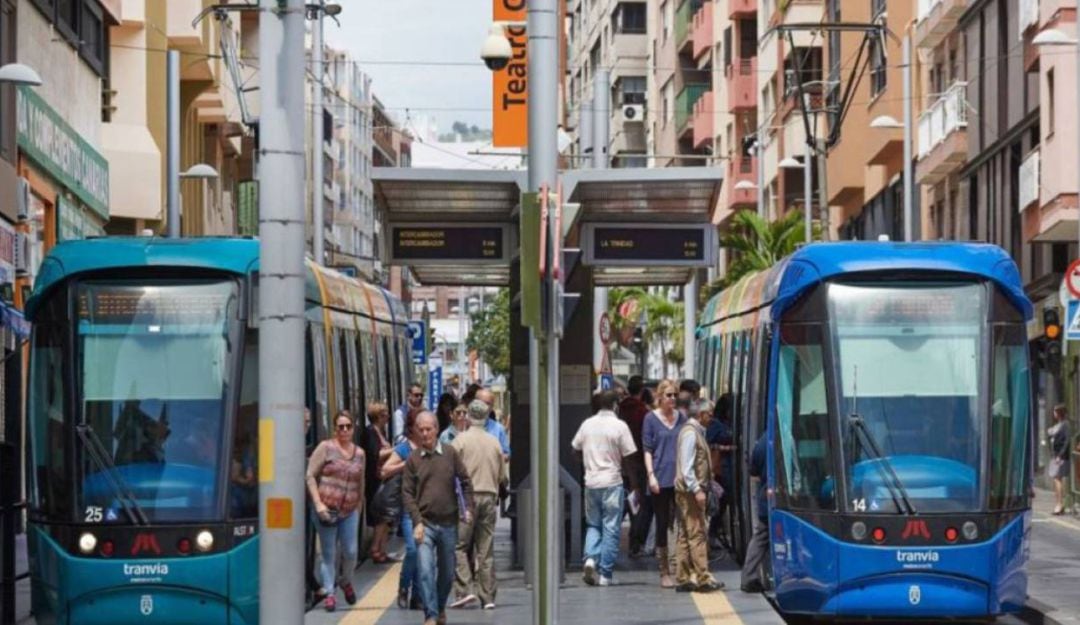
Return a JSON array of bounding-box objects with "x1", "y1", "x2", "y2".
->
[
  {"x1": 1047, "y1": 68, "x2": 1055, "y2": 136},
  {"x1": 723, "y1": 26, "x2": 732, "y2": 68},
  {"x1": 231, "y1": 334, "x2": 258, "y2": 519},
  {"x1": 988, "y1": 323, "x2": 1031, "y2": 511},
  {"x1": 661, "y1": 0, "x2": 671, "y2": 41},
  {"x1": 30, "y1": 0, "x2": 108, "y2": 77},
  {"x1": 612, "y1": 2, "x2": 646, "y2": 34},
  {"x1": 662, "y1": 79, "x2": 674, "y2": 124},
  {"x1": 29, "y1": 292, "x2": 72, "y2": 520},
  {"x1": 0, "y1": 0, "x2": 14, "y2": 163},
  {"x1": 620, "y1": 76, "x2": 646, "y2": 105},
  {"x1": 870, "y1": 37, "x2": 887, "y2": 96}
]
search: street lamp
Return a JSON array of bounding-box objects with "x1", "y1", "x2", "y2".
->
[
  {"x1": 180, "y1": 164, "x2": 219, "y2": 235},
  {"x1": 780, "y1": 153, "x2": 813, "y2": 243},
  {"x1": 869, "y1": 115, "x2": 903, "y2": 129},
  {"x1": 733, "y1": 180, "x2": 756, "y2": 191},
  {"x1": 0, "y1": 63, "x2": 42, "y2": 86}
]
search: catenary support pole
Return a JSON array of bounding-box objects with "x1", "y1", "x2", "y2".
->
[
  {"x1": 804, "y1": 139, "x2": 813, "y2": 242},
  {"x1": 166, "y1": 50, "x2": 180, "y2": 238},
  {"x1": 592, "y1": 68, "x2": 610, "y2": 383},
  {"x1": 258, "y1": 1, "x2": 307, "y2": 624},
  {"x1": 528, "y1": 0, "x2": 560, "y2": 623},
  {"x1": 902, "y1": 32, "x2": 914, "y2": 242},
  {"x1": 311, "y1": 1, "x2": 325, "y2": 264},
  {"x1": 684, "y1": 275, "x2": 697, "y2": 380}
]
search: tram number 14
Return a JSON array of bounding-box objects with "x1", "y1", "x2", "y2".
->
[{"x1": 852, "y1": 498, "x2": 867, "y2": 513}]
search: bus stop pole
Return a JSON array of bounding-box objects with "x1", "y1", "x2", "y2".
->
[{"x1": 258, "y1": 2, "x2": 308, "y2": 624}]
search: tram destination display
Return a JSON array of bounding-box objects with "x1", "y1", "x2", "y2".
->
[
  {"x1": 581, "y1": 223, "x2": 716, "y2": 267},
  {"x1": 390, "y1": 224, "x2": 508, "y2": 264}
]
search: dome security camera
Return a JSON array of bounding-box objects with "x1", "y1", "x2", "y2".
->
[{"x1": 481, "y1": 24, "x2": 513, "y2": 71}]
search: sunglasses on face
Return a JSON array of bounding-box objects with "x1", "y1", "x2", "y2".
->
[
  {"x1": 337, "y1": 423, "x2": 354, "y2": 431},
  {"x1": 664, "y1": 393, "x2": 677, "y2": 399}
]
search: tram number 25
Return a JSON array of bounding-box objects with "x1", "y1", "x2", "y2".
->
[
  {"x1": 84, "y1": 506, "x2": 103, "y2": 523},
  {"x1": 851, "y1": 499, "x2": 867, "y2": 513}
]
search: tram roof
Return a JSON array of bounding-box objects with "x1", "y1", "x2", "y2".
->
[
  {"x1": 26, "y1": 237, "x2": 408, "y2": 326},
  {"x1": 700, "y1": 241, "x2": 1032, "y2": 331}
]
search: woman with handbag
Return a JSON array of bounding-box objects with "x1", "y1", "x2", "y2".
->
[
  {"x1": 365, "y1": 402, "x2": 395, "y2": 563},
  {"x1": 306, "y1": 411, "x2": 366, "y2": 612},
  {"x1": 1049, "y1": 404, "x2": 1071, "y2": 515}
]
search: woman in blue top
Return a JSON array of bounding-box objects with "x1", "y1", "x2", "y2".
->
[
  {"x1": 642, "y1": 379, "x2": 686, "y2": 589},
  {"x1": 380, "y1": 407, "x2": 423, "y2": 610}
]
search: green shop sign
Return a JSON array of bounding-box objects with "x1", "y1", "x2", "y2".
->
[
  {"x1": 57, "y1": 195, "x2": 105, "y2": 242},
  {"x1": 17, "y1": 86, "x2": 109, "y2": 220}
]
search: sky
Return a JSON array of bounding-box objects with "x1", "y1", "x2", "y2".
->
[{"x1": 326, "y1": 1, "x2": 494, "y2": 134}]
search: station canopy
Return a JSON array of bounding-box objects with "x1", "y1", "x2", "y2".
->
[{"x1": 374, "y1": 167, "x2": 723, "y2": 288}]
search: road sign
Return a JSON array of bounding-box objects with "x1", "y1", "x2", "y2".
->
[
  {"x1": 1067, "y1": 300, "x2": 1080, "y2": 341},
  {"x1": 407, "y1": 320, "x2": 427, "y2": 365},
  {"x1": 428, "y1": 365, "x2": 443, "y2": 412},
  {"x1": 389, "y1": 224, "x2": 509, "y2": 264},
  {"x1": 581, "y1": 223, "x2": 717, "y2": 267},
  {"x1": 1067, "y1": 259, "x2": 1080, "y2": 299},
  {"x1": 599, "y1": 312, "x2": 612, "y2": 344}
]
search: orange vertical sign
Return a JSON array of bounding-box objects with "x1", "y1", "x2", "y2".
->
[{"x1": 493, "y1": 0, "x2": 528, "y2": 147}]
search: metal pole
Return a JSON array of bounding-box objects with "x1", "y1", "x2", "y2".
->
[
  {"x1": 683, "y1": 274, "x2": 697, "y2": 380},
  {"x1": 756, "y1": 140, "x2": 766, "y2": 219},
  {"x1": 593, "y1": 69, "x2": 609, "y2": 382},
  {"x1": 166, "y1": 50, "x2": 180, "y2": 238},
  {"x1": 804, "y1": 140, "x2": 813, "y2": 242},
  {"x1": 459, "y1": 285, "x2": 467, "y2": 392},
  {"x1": 258, "y1": 1, "x2": 306, "y2": 624},
  {"x1": 311, "y1": 1, "x2": 325, "y2": 264},
  {"x1": 817, "y1": 141, "x2": 829, "y2": 240},
  {"x1": 528, "y1": 0, "x2": 560, "y2": 622},
  {"x1": 579, "y1": 96, "x2": 593, "y2": 164},
  {"x1": 902, "y1": 32, "x2": 914, "y2": 242}
]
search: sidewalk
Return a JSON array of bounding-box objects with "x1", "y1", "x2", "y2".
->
[
  {"x1": 1023, "y1": 487, "x2": 1080, "y2": 625},
  {"x1": 304, "y1": 518, "x2": 783, "y2": 625}
]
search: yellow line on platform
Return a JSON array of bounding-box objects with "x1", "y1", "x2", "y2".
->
[
  {"x1": 692, "y1": 590, "x2": 745, "y2": 625},
  {"x1": 337, "y1": 563, "x2": 402, "y2": 625}
]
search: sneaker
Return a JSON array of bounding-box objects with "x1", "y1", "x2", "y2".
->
[
  {"x1": 582, "y1": 558, "x2": 598, "y2": 586},
  {"x1": 741, "y1": 580, "x2": 765, "y2": 593},
  {"x1": 410, "y1": 595, "x2": 424, "y2": 611},
  {"x1": 342, "y1": 583, "x2": 357, "y2": 605},
  {"x1": 695, "y1": 580, "x2": 724, "y2": 593},
  {"x1": 437, "y1": 612, "x2": 447, "y2": 625},
  {"x1": 397, "y1": 587, "x2": 409, "y2": 609},
  {"x1": 323, "y1": 595, "x2": 336, "y2": 612},
  {"x1": 598, "y1": 576, "x2": 618, "y2": 587},
  {"x1": 449, "y1": 594, "x2": 478, "y2": 609},
  {"x1": 483, "y1": 603, "x2": 496, "y2": 610},
  {"x1": 675, "y1": 582, "x2": 696, "y2": 593}
]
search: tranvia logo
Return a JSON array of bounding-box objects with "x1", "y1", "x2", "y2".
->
[
  {"x1": 140, "y1": 595, "x2": 154, "y2": 616},
  {"x1": 908, "y1": 585, "x2": 921, "y2": 606},
  {"x1": 123, "y1": 563, "x2": 170, "y2": 576},
  {"x1": 896, "y1": 550, "x2": 940, "y2": 564}
]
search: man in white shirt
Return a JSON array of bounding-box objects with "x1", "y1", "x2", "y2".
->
[{"x1": 572, "y1": 390, "x2": 638, "y2": 586}]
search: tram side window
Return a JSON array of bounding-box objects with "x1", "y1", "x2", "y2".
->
[
  {"x1": 989, "y1": 324, "x2": 1031, "y2": 510},
  {"x1": 231, "y1": 335, "x2": 258, "y2": 519},
  {"x1": 29, "y1": 317, "x2": 72, "y2": 519},
  {"x1": 310, "y1": 323, "x2": 329, "y2": 438},
  {"x1": 776, "y1": 324, "x2": 835, "y2": 510}
]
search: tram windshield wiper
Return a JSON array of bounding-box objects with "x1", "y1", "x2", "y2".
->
[
  {"x1": 75, "y1": 424, "x2": 150, "y2": 525},
  {"x1": 848, "y1": 415, "x2": 917, "y2": 515}
]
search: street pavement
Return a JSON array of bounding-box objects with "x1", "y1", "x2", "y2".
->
[{"x1": 11, "y1": 489, "x2": 1080, "y2": 625}]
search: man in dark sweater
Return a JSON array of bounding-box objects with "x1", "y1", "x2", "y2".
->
[{"x1": 403, "y1": 411, "x2": 475, "y2": 625}]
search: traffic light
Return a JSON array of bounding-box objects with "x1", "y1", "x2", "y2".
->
[{"x1": 1044, "y1": 308, "x2": 1063, "y2": 376}]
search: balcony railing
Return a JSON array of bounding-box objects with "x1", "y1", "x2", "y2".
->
[
  {"x1": 676, "y1": 83, "x2": 709, "y2": 131},
  {"x1": 917, "y1": 0, "x2": 939, "y2": 22},
  {"x1": 675, "y1": 0, "x2": 702, "y2": 49},
  {"x1": 918, "y1": 82, "x2": 967, "y2": 158},
  {"x1": 1019, "y1": 148, "x2": 1040, "y2": 212},
  {"x1": 692, "y1": 91, "x2": 714, "y2": 149},
  {"x1": 728, "y1": 57, "x2": 757, "y2": 110},
  {"x1": 691, "y1": 2, "x2": 713, "y2": 60}
]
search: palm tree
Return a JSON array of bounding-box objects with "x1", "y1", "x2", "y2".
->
[
  {"x1": 701, "y1": 209, "x2": 813, "y2": 304},
  {"x1": 607, "y1": 286, "x2": 685, "y2": 378}
]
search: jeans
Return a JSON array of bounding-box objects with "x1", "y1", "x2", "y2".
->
[
  {"x1": 399, "y1": 513, "x2": 419, "y2": 598},
  {"x1": 314, "y1": 508, "x2": 360, "y2": 595},
  {"x1": 584, "y1": 485, "x2": 625, "y2": 578},
  {"x1": 418, "y1": 522, "x2": 458, "y2": 620}
]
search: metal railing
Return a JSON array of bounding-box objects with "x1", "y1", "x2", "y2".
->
[
  {"x1": 917, "y1": 82, "x2": 968, "y2": 158},
  {"x1": 674, "y1": 0, "x2": 701, "y2": 46},
  {"x1": 1019, "y1": 148, "x2": 1040, "y2": 211},
  {"x1": 676, "y1": 83, "x2": 709, "y2": 131}
]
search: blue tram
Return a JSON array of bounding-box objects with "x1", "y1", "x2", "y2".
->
[
  {"x1": 696, "y1": 242, "x2": 1034, "y2": 620},
  {"x1": 22, "y1": 237, "x2": 412, "y2": 624}
]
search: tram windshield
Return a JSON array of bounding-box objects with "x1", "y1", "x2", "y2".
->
[
  {"x1": 75, "y1": 280, "x2": 240, "y2": 523},
  {"x1": 829, "y1": 282, "x2": 985, "y2": 513}
]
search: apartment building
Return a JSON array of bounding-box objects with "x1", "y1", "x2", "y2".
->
[
  {"x1": 565, "y1": 0, "x2": 649, "y2": 167},
  {"x1": 647, "y1": 0, "x2": 711, "y2": 167},
  {"x1": 823, "y1": 0, "x2": 917, "y2": 240}
]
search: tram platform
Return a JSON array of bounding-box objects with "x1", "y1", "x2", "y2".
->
[{"x1": 305, "y1": 517, "x2": 782, "y2": 625}]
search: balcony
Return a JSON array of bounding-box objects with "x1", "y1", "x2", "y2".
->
[
  {"x1": 727, "y1": 58, "x2": 757, "y2": 111},
  {"x1": 726, "y1": 155, "x2": 757, "y2": 211},
  {"x1": 729, "y1": 0, "x2": 756, "y2": 18},
  {"x1": 675, "y1": 0, "x2": 702, "y2": 55},
  {"x1": 691, "y1": 2, "x2": 713, "y2": 63},
  {"x1": 915, "y1": 82, "x2": 968, "y2": 185},
  {"x1": 1021, "y1": 0, "x2": 1041, "y2": 70},
  {"x1": 1020, "y1": 149, "x2": 1080, "y2": 242},
  {"x1": 676, "y1": 83, "x2": 709, "y2": 135},
  {"x1": 1019, "y1": 148, "x2": 1040, "y2": 213},
  {"x1": 915, "y1": 0, "x2": 967, "y2": 50},
  {"x1": 692, "y1": 91, "x2": 714, "y2": 150}
]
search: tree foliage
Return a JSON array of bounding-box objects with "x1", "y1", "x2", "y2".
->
[
  {"x1": 466, "y1": 288, "x2": 510, "y2": 377},
  {"x1": 700, "y1": 209, "x2": 814, "y2": 304},
  {"x1": 608, "y1": 287, "x2": 685, "y2": 378}
]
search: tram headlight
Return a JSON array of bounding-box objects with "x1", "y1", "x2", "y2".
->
[
  {"x1": 78, "y1": 532, "x2": 97, "y2": 554},
  {"x1": 196, "y1": 530, "x2": 214, "y2": 552},
  {"x1": 851, "y1": 521, "x2": 867, "y2": 541},
  {"x1": 962, "y1": 521, "x2": 978, "y2": 541}
]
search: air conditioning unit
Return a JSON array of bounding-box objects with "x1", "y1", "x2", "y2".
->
[
  {"x1": 14, "y1": 232, "x2": 29, "y2": 277},
  {"x1": 622, "y1": 104, "x2": 645, "y2": 123},
  {"x1": 16, "y1": 178, "x2": 29, "y2": 223}
]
